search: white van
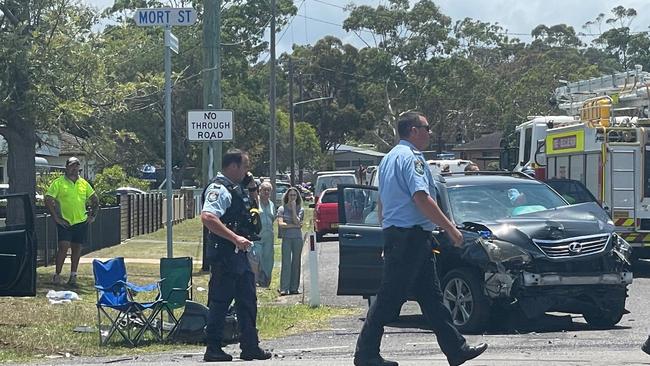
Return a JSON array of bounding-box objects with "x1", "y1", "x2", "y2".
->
[{"x1": 315, "y1": 173, "x2": 357, "y2": 198}]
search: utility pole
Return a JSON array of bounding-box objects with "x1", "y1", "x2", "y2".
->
[
  {"x1": 269, "y1": 0, "x2": 277, "y2": 197},
  {"x1": 288, "y1": 57, "x2": 295, "y2": 186},
  {"x1": 202, "y1": 0, "x2": 222, "y2": 186},
  {"x1": 201, "y1": 0, "x2": 222, "y2": 271}
]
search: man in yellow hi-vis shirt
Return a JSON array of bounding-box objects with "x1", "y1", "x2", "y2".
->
[{"x1": 45, "y1": 157, "x2": 99, "y2": 286}]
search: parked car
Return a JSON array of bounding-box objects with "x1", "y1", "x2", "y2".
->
[
  {"x1": 115, "y1": 186, "x2": 147, "y2": 194},
  {"x1": 275, "y1": 181, "x2": 291, "y2": 202},
  {"x1": 314, "y1": 173, "x2": 357, "y2": 199},
  {"x1": 310, "y1": 188, "x2": 339, "y2": 241},
  {"x1": 336, "y1": 173, "x2": 632, "y2": 333}
]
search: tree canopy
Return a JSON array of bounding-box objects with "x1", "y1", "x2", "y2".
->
[{"x1": 2, "y1": 1, "x2": 649, "y2": 200}]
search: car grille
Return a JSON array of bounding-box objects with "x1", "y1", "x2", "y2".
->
[{"x1": 533, "y1": 233, "x2": 611, "y2": 259}]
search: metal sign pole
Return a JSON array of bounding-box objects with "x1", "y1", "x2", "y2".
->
[{"x1": 164, "y1": 25, "x2": 173, "y2": 258}]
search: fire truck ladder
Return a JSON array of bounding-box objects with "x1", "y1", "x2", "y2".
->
[{"x1": 555, "y1": 65, "x2": 650, "y2": 116}]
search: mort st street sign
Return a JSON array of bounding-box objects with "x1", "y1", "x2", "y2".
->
[
  {"x1": 134, "y1": 8, "x2": 197, "y2": 27},
  {"x1": 187, "y1": 110, "x2": 234, "y2": 141}
]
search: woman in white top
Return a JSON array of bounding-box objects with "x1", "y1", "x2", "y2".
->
[{"x1": 277, "y1": 187, "x2": 304, "y2": 295}]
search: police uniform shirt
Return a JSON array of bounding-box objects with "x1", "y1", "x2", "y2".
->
[
  {"x1": 378, "y1": 140, "x2": 436, "y2": 231},
  {"x1": 202, "y1": 173, "x2": 236, "y2": 217}
]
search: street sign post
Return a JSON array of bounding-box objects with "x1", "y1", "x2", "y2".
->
[
  {"x1": 187, "y1": 110, "x2": 234, "y2": 141},
  {"x1": 135, "y1": 8, "x2": 196, "y2": 259}
]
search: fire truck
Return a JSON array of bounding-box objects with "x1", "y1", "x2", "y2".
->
[{"x1": 514, "y1": 66, "x2": 650, "y2": 258}]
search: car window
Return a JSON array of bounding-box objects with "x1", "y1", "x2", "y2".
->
[
  {"x1": 546, "y1": 180, "x2": 597, "y2": 204},
  {"x1": 339, "y1": 186, "x2": 379, "y2": 226},
  {"x1": 320, "y1": 191, "x2": 338, "y2": 203},
  {"x1": 316, "y1": 174, "x2": 358, "y2": 197},
  {"x1": 447, "y1": 182, "x2": 567, "y2": 223}
]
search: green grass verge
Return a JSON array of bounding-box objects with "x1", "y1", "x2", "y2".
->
[{"x1": 0, "y1": 207, "x2": 357, "y2": 363}]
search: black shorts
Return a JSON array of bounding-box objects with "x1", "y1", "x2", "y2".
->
[{"x1": 57, "y1": 221, "x2": 88, "y2": 244}]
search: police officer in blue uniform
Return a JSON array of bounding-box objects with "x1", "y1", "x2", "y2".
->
[
  {"x1": 201, "y1": 149, "x2": 271, "y2": 362},
  {"x1": 353, "y1": 113, "x2": 488, "y2": 366}
]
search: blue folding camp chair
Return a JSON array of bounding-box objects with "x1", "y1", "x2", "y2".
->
[{"x1": 93, "y1": 257, "x2": 163, "y2": 346}]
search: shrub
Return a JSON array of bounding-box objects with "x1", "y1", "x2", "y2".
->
[{"x1": 93, "y1": 165, "x2": 149, "y2": 206}]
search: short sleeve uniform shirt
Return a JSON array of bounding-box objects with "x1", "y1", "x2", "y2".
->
[{"x1": 378, "y1": 140, "x2": 436, "y2": 231}]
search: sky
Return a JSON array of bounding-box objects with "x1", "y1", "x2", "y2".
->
[{"x1": 85, "y1": 0, "x2": 650, "y2": 55}]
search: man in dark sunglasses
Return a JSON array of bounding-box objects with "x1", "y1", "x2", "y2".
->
[{"x1": 354, "y1": 112, "x2": 487, "y2": 366}]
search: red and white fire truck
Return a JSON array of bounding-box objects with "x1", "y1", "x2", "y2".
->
[{"x1": 514, "y1": 66, "x2": 650, "y2": 258}]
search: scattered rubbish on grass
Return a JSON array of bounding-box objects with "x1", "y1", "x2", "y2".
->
[
  {"x1": 196, "y1": 286, "x2": 206, "y2": 292},
  {"x1": 45, "y1": 352, "x2": 71, "y2": 359},
  {"x1": 73, "y1": 325, "x2": 95, "y2": 333},
  {"x1": 46, "y1": 290, "x2": 81, "y2": 304}
]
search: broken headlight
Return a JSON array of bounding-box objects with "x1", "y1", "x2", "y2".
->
[
  {"x1": 613, "y1": 234, "x2": 632, "y2": 263},
  {"x1": 479, "y1": 237, "x2": 532, "y2": 268}
]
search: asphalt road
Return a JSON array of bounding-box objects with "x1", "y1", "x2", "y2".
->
[{"x1": 35, "y1": 236, "x2": 650, "y2": 366}]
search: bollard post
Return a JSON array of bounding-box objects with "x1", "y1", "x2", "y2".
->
[{"x1": 308, "y1": 231, "x2": 320, "y2": 307}]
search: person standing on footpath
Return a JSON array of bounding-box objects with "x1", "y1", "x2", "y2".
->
[
  {"x1": 201, "y1": 149, "x2": 271, "y2": 362},
  {"x1": 45, "y1": 157, "x2": 99, "y2": 287},
  {"x1": 254, "y1": 181, "x2": 275, "y2": 287},
  {"x1": 276, "y1": 186, "x2": 304, "y2": 296},
  {"x1": 353, "y1": 112, "x2": 488, "y2": 366}
]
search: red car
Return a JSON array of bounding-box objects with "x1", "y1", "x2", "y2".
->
[{"x1": 312, "y1": 188, "x2": 339, "y2": 241}]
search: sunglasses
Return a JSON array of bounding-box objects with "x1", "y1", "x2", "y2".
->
[{"x1": 414, "y1": 124, "x2": 430, "y2": 131}]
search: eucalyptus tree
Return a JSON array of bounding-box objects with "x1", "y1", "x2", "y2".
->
[
  {"x1": 343, "y1": 0, "x2": 455, "y2": 147},
  {"x1": 0, "y1": 0, "x2": 106, "y2": 216}
]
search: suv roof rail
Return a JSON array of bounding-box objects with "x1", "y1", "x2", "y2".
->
[{"x1": 436, "y1": 171, "x2": 536, "y2": 180}]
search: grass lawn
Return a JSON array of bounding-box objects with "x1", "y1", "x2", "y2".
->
[{"x1": 0, "y1": 205, "x2": 357, "y2": 363}]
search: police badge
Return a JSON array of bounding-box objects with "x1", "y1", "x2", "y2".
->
[
  {"x1": 207, "y1": 191, "x2": 219, "y2": 202},
  {"x1": 414, "y1": 160, "x2": 425, "y2": 175}
]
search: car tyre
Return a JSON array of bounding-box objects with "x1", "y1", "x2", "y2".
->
[
  {"x1": 441, "y1": 268, "x2": 490, "y2": 334},
  {"x1": 583, "y1": 299, "x2": 626, "y2": 329},
  {"x1": 316, "y1": 231, "x2": 324, "y2": 242}
]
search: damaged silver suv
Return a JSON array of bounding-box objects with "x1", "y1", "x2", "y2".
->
[{"x1": 336, "y1": 173, "x2": 632, "y2": 333}]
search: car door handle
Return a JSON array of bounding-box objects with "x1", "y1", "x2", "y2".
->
[{"x1": 342, "y1": 233, "x2": 362, "y2": 239}]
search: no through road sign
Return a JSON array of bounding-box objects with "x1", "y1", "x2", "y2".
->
[{"x1": 187, "y1": 110, "x2": 234, "y2": 141}]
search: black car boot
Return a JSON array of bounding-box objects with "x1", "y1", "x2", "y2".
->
[
  {"x1": 203, "y1": 345, "x2": 233, "y2": 362},
  {"x1": 240, "y1": 347, "x2": 272, "y2": 361},
  {"x1": 448, "y1": 343, "x2": 488, "y2": 366},
  {"x1": 353, "y1": 354, "x2": 399, "y2": 366}
]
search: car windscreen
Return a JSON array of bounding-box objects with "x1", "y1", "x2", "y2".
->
[
  {"x1": 277, "y1": 184, "x2": 289, "y2": 193},
  {"x1": 316, "y1": 175, "x2": 357, "y2": 196},
  {"x1": 447, "y1": 182, "x2": 568, "y2": 223}
]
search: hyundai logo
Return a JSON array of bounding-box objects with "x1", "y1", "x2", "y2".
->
[{"x1": 568, "y1": 242, "x2": 583, "y2": 254}]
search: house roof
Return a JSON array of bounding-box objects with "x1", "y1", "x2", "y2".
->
[
  {"x1": 59, "y1": 132, "x2": 87, "y2": 155},
  {"x1": 330, "y1": 144, "x2": 386, "y2": 157},
  {"x1": 452, "y1": 131, "x2": 503, "y2": 151}
]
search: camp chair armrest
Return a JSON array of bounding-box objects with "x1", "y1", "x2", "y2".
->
[
  {"x1": 125, "y1": 280, "x2": 161, "y2": 293},
  {"x1": 94, "y1": 279, "x2": 130, "y2": 292}
]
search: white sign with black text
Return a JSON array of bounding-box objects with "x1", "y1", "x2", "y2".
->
[{"x1": 187, "y1": 110, "x2": 234, "y2": 141}]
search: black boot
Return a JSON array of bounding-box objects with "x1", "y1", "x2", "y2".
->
[
  {"x1": 448, "y1": 343, "x2": 488, "y2": 366},
  {"x1": 240, "y1": 347, "x2": 272, "y2": 361},
  {"x1": 204, "y1": 345, "x2": 233, "y2": 362},
  {"x1": 353, "y1": 354, "x2": 399, "y2": 366}
]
